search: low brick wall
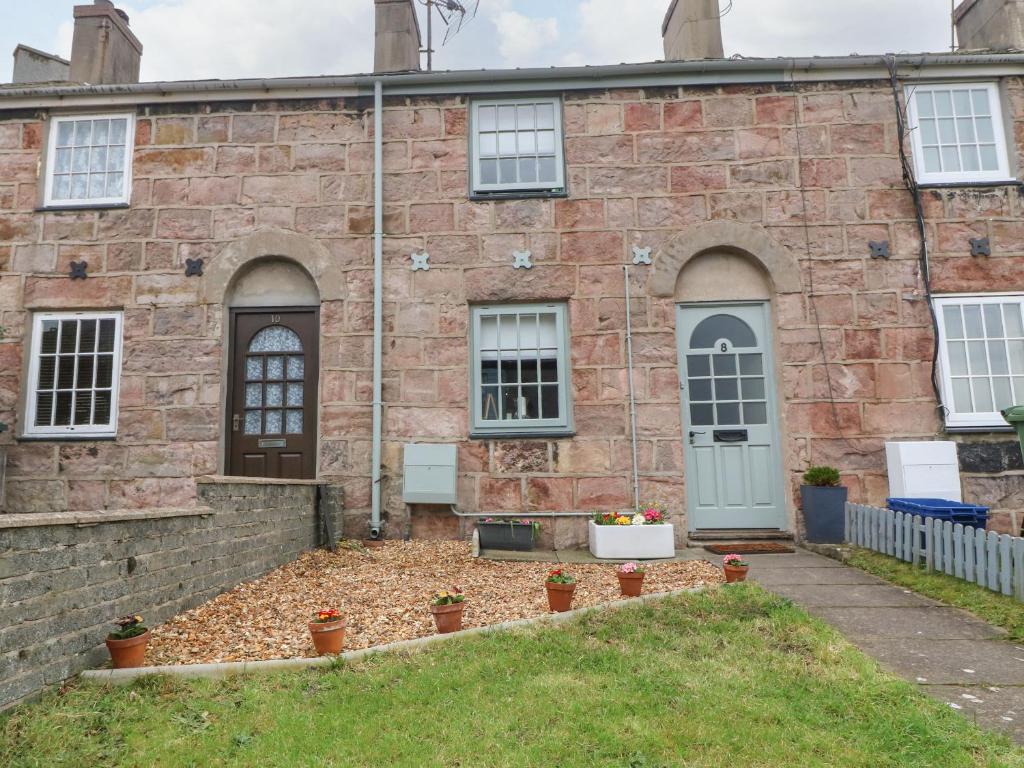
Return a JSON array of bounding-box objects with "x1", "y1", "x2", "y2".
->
[{"x1": 0, "y1": 477, "x2": 342, "y2": 711}]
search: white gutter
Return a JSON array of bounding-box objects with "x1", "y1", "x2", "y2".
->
[
  {"x1": 2, "y1": 54, "x2": 1023, "y2": 109},
  {"x1": 370, "y1": 79, "x2": 384, "y2": 540}
]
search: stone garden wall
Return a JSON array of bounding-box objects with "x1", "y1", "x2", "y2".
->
[
  {"x1": 1, "y1": 78, "x2": 1023, "y2": 536},
  {"x1": 0, "y1": 477, "x2": 341, "y2": 711}
]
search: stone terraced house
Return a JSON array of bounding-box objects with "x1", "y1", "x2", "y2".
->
[{"x1": 3, "y1": 0, "x2": 1024, "y2": 549}]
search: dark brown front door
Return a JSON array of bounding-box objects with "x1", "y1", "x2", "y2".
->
[{"x1": 228, "y1": 309, "x2": 318, "y2": 479}]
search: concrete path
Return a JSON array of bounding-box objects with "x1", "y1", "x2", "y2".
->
[{"x1": 740, "y1": 549, "x2": 1024, "y2": 744}]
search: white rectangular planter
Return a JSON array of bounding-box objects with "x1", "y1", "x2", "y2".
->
[{"x1": 588, "y1": 521, "x2": 675, "y2": 560}]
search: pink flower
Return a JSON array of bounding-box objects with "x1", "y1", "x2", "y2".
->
[
  {"x1": 723, "y1": 554, "x2": 746, "y2": 566},
  {"x1": 619, "y1": 562, "x2": 638, "y2": 574}
]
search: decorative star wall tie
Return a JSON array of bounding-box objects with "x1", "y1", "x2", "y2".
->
[
  {"x1": 410, "y1": 251, "x2": 430, "y2": 271},
  {"x1": 512, "y1": 250, "x2": 533, "y2": 270},
  {"x1": 969, "y1": 237, "x2": 991, "y2": 257},
  {"x1": 631, "y1": 245, "x2": 652, "y2": 265},
  {"x1": 868, "y1": 241, "x2": 890, "y2": 259},
  {"x1": 68, "y1": 261, "x2": 88, "y2": 280},
  {"x1": 184, "y1": 257, "x2": 204, "y2": 277}
]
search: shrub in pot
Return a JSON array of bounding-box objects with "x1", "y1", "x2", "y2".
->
[
  {"x1": 722, "y1": 554, "x2": 750, "y2": 583},
  {"x1": 544, "y1": 569, "x2": 576, "y2": 612},
  {"x1": 308, "y1": 609, "x2": 346, "y2": 656},
  {"x1": 430, "y1": 587, "x2": 466, "y2": 634},
  {"x1": 106, "y1": 614, "x2": 150, "y2": 669},
  {"x1": 616, "y1": 562, "x2": 645, "y2": 597},
  {"x1": 477, "y1": 518, "x2": 540, "y2": 551},
  {"x1": 800, "y1": 465, "x2": 848, "y2": 544}
]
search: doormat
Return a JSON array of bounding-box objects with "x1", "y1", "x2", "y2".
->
[{"x1": 703, "y1": 542, "x2": 795, "y2": 555}]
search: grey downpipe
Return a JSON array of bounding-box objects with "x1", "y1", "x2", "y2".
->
[
  {"x1": 624, "y1": 265, "x2": 641, "y2": 509},
  {"x1": 370, "y1": 79, "x2": 384, "y2": 540}
]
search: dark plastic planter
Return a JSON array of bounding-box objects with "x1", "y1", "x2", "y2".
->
[
  {"x1": 801, "y1": 484, "x2": 848, "y2": 544},
  {"x1": 477, "y1": 522, "x2": 535, "y2": 551}
]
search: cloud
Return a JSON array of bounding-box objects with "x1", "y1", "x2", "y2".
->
[{"x1": 493, "y1": 9, "x2": 559, "y2": 65}]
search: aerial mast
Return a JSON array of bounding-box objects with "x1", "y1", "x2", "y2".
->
[{"x1": 418, "y1": 0, "x2": 480, "y2": 71}]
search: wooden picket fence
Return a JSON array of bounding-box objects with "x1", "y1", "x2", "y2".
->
[{"x1": 844, "y1": 502, "x2": 1024, "y2": 602}]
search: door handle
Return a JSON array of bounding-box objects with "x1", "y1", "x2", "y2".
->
[
  {"x1": 232, "y1": 413, "x2": 241, "y2": 432},
  {"x1": 689, "y1": 431, "x2": 705, "y2": 438}
]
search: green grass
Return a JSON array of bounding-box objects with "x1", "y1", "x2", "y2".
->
[
  {"x1": 2, "y1": 586, "x2": 1021, "y2": 768},
  {"x1": 845, "y1": 548, "x2": 1024, "y2": 642}
]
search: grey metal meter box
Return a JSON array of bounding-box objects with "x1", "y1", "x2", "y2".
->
[{"x1": 402, "y1": 443, "x2": 458, "y2": 504}]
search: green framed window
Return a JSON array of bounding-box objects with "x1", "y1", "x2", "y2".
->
[
  {"x1": 470, "y1": 97, "x2": 565, "y2": 195},
  {"x1": 470, "y1": 303, "x2": 573, "y2": 437}
]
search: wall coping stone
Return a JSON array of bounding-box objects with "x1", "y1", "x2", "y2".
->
[{"x1": 0, "y1": 507, "x2": 213, "y2": 530}]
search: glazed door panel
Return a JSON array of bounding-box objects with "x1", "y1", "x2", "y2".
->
[{"x1": 228, "y1": 309, "x2": 318, "y2": 479}]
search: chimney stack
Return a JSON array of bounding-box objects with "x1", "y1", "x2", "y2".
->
[
  {"x1": 662, "y1": 0, "x2": 724, "y2": 60},
  {"x1": 374, "y1": 0, "x2": 422, "y2": 73},
  {"x1": 955, "y1": 0, "x2": 1024, "y2": 50},
  {"x1": 11, "y1": 45, "x2": 70, "y2": 84},
  {"x1": 69, "y1": 0, "x2": 142, "y2": 84}
]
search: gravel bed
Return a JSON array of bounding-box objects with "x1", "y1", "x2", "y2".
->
[{"x1": 148, "y1": 541, "x2": 724, "y2": 665}]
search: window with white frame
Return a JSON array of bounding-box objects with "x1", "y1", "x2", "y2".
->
[
  {"x1": 470, "y1": 303, "x2": 573, "y2": 436},
  {"x1": 470, "y1": 98, "x2": 565, "y2": 194},
  {"x1": 906, "y1": 83, "x2": 1012, "y2": 185},
  {"x1": 25, "y1": 312, "x2": 123, "y2": 437},
  {"x1": 44, "y1": 113, "x2": 134, "y2": 207},
  {"x1": 934, "y1": 295, "x2": 1024, "y2": 429}
]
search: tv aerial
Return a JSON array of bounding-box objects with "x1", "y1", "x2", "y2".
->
[{"x1": 418, "y1": 0, "x2": 480, "y2": 70}]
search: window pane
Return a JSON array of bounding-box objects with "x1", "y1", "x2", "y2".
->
[
  {"x1": 968, "y1": 340, "x2": 989, "y2": 374},
  {"x1": 96, "y1": 355, "x2": 113, "y2": 388},
  {"x1": 480, "y1": 158, "x2": 498, "y2": 185},
  {"x1": 71, "y1": 174, "x2": 88, "y2": 198},
  {"x1": 716, "y1": 402, "x2": 740, "y2": 425},
  {"x1": 979, "y1": 144, "x2": 998, "y2": 171},
  {"x1": 1015, "y1": 377, "x2": 1024, "y2": 402},
  {"x1": 53, "y1": 175, "x2": 71, "y2": 199},
  {"x1": 94, "y1": 391, "x2": 111, "y2": 425},
  {"x1": 1009, "y1": 340, "x2": 1024, "y2": 374},
  {"x1": 74, "y1": 120, "x2": 92, "y2": 146},
  {"x1": 923, "y1": 147, "x2": 941, "y2": 173},
  {"x1": 943, "y1": 305, "x2": 964, "y2": 339},
  {"x1": 55, "y1": 391, "x2": 72, "y2": 425},
  {"x1": 540, "y1": 360, "x2": 558, "y2": 383},
  {"x1": 919, "y1": 118, "x2": 937, "y2": 145},
  {"x1": 35, "y1": 392, "x2": 53, "y2": 426},
  {"x1": 266, "y1": 356, "x2": 284, "y2": 379},
  {"x1": 916, "y1": 92, "x2": 935, "y2": 117},
  {"x1": 960, "y1": 145, "x2": 980, "y2": 172},
  {"x1": 287, "y1": 356, "x2": 304, "y2": 380},
  {"x1": 537, "y1": 130, "x2": 555, "y2": 154},
  {"x1": 498, "y1": 131, "x2": 516, "y2": 155},
  {"x1": 265, "y1": 410, "x2": 282, "y2": 434},
  {"x1": 712, "y1": 354, "x2": 737, "y2": 376},
  {"x1": 56, "y1": 121, "x2": 74, "y2": 146},
  {"x1": 98, "y1": 319, "x2": 116, "y2": 351},
  {"x1": 498, "y1": 105, "x2": 516, "y2": 130},
  {"x1": 741, "y1": 377, "x2": 765, "y2": 400},
  {"x1": 246, "y1": 357, "x2": 263, "y2": 380},
  {"x1": 265, "y1": 383, "x2": 283, "y2": 407},
  {"x1": 941, "y1": 145, "x2": 961, "y2": 171},
  {"x1": 518, "y1": 132, "x2": 536, "y2": 154},
  {"x1": 105, "y1": 173, "x2": 124, "y2": 197},
  {"x1": 743, "y1": 402, "x2": 767, "y2": 425},
  {"x1": 72, "y1": 147, "x2": 89, "y2": 172},
  {"x1": 521, "y1": 358, "x2": 538, "y2": 383},
  {"x1": 516, "y1": 104, "x2": 535, "y2": 129},
  {"x1": 77, "y1": 355, "x2": 94, "y2": 388},
  {"x1": 956, "y1": 117, "x2": 976, "y2": 142},
  {"x1": 689, "y1": 379, "x2": 712, "y2": 401},
  {"x1": 244, "y1": 410, "x2": 261, "y2": 434},
  {"x1": 690, "y1": 403, "x2": 713, "y2": 426},
  {"x1": 57, "y1": 356, "x2": 76, "y2": 389},
  {"x1": 73, "y1": 391, "x2": 93, "y2": 425},
  {"x1": 714, "y1": 378, "x2": 738, "y2": 400},
  {"x1": 107, "y1": 147, "x2": 125, "y2": 172},
  {"x1": 972, "y1": 378, "x2": 994, "y2": 412},
  {"x1": 60, "y1": 320, "x2": 78, "y2": 353},
  {"x1": 953, "y1": 89, "x2": 972, "y2": 116},
  {"x1": 990, "y1": 341, "x2": 1009, "y2": 374},
  {"x1": 245, "y1": 383, "x2": 262, "y2": 408},
  {"x1": 37, "y1": 357, "x2": 55, "y2": 389},
  {"x1": 88, "y1": 174, "x2": 106, "y2": 198},
  {"x1": 975, "y1": 116, "x2": 994, "y2": 142},
  {"x1": 79, "y1": 320, "x2": 97, "y2": 352},
  {"x1": 938, "y1": 118, "x2": 956, "y2": 143},
  {"x1": 40, "y1": 320, "x2": 59, "y2": 354},
  {"x1": 521, "y1": 386, "x2": 539, "y2": 419},
  {"x1": 55, "y1": 147, "x2": 72, "y2": 173},
  {"x1": 993, "y1": 377, "x2": 1013, "y2": 410},
  {"x1": 963, "y1": 305, "x2": 983, "y2": 338},
  {"x1": 249, "y1": 327, "x2": 302, "y2": 353},
  {"x1": 971, "y1": 88, "x2": 991, "y2": 114},
  {"x1": 286, "y1": 410, "x2": 303, "y2": 434},
  {"x1": 110, "y1": 119, "x2": 127, "y2": 144},
  {"x1": 540, "y1": 384, "x2": 559, "y2": 419},
  {"x1": 947, "y1": 341, "x2": 968, "y2": 375},
  {"x1": 479, "y1": 133, "x2": 497, "y2": 156},
  {"x1": 934, "y1": 91, "x2": 953, "y2": 116},
  {"x1": 984, "y1": 303, "x2": 1004, "y2": 337},
  {"x1": 478, "y1": 106, "x2": 496, "y2": 131},
  {"x1": 286, "y1": 383, "x2": 303, "y2": 406},
  {"x1": 499, "y1": 158, "x2": 517, "y2": 183},
  {"x1": 1006, "y1": 304, "x2": 1024, "y2": 337},
  {"x1": 687, "y1": 355, "x2": 711, "y2": 377},
  {"x1": 739, "y1": 354, "x2": 762, "y2": 375},
  {"x1": 538, "y1": 156, "x2": 557, "y2": 183},
  {"x1": 93, "y1": 119, "x2": 109, "y2": 144},
  {"x1": 536, "y1": 102, "x2": 555, "y2": 129},
  {"x1": 952, "y1": 378, "x2": 973, "y2": 412},
  {"x1": 481, "y1": 386, "x2": 499, "y2": 420}
]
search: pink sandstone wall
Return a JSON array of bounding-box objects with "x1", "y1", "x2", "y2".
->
[{"x1": 1, "y1": 79, "x2": 1023, "y2": 538}]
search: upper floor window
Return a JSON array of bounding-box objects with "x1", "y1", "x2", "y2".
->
[
  {"x1": 44, "y1": 113, "x2": 135, "y2": 208},
  {"x1": 906, "y1": 83, "x2": 1012, "y2": 185},
  {"x1": 470, "y1": 98, "x2": 565, "y2": 196},
  {"x1": 934, "y1": 295, "x2": 1024, "y2": 429},
  {"x1": 25, "y1": 312, "x2": 123, "y2": 438},
  {"x1": 470, "y1": 303, "x2": 573, "y2": 437}
]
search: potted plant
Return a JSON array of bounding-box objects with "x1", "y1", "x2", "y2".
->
[
  {"x1": 544, "y1": 569, "x2": 576, "y2": 612},
  {"x1": 800, "y1": 465, "x2": 848, "y2": 544},
  {"x1": 616, "y1": 562, "x2": 645, "y2": 597},
  {"x1": 308, "y1": 609, "x2": 345, "y2": 656},
  {"x1": 588, "y1": 502, "x2": 675, "y2": 560},
  {"x1": 105, "y1": 614, "x2": 150, "y2": 669},
  {"x1": 429, "y1": 587, "x2": 466, "y2": 634},
  {"x1": 476, "y1": 518, "x2": 540, "y2": 551},
  {"x1": 722, "y1": 554, "x2": 750, "y2": 583}
]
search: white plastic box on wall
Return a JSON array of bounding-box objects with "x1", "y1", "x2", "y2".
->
[
  {"x1": 885, "y1": 441, "x2": 962, "y2": 502},
  {"x1": 402, "y1": 443, "x2": 458, "y2": 504}
]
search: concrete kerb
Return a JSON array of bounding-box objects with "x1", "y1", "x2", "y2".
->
[{"x1": 79, "y1": 586, "x2": 707, "y2": 685}]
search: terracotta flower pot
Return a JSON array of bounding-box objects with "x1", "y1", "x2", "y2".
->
[
  {"x1": 430, "y1": 601, "x2": 465, "y2": 634},
  {"x1": 617, "y1": 571, "x2": 645, "y2": 597},
  {"x1": 545, "y1": 581, "x2": 576, "y2": 612},
  {"x1": 724, "y1": 564, "x2": 749, "y2": 583},
  {"x1": 105, "y1": 630, "x2": 150, "y2": 669},
  {"x1": 308, "y1": 618, "x2": 346, "y2": 655}
]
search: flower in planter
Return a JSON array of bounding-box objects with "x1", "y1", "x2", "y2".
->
[
  {"x1": 109, "y1": 614, "x2": 147, "y2": 640},
  {"x1": 545, "y1": 568, "x2": 575, "y2": 584},
  {"x1": 723, "y1": 554, "x2": 749, "y2": 568},
  {"x1": 432, "y1": 587, "x2": 465, "y2": 606},
  {"x1": 617, "y1": 561, "x2": 644, "y2": 574},
  {"x1": 615, "y1": 515, "x2": 632, "y2": 526},
  {"x1": 312, "y1": 608, "x2": 343, "y2": 623}
]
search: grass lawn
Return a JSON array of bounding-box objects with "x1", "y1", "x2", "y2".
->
[
  {"x1": 845, "y1": 548, "x2": 1024, "y2": 642},
  {"x1": 3, "y1": 586, "x2": 1022, "y2": 768}
]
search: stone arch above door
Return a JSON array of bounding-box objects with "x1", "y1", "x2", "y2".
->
[
  {"x1": 201, "y1": 228, "x2": 345, "y2": 304},
  {"x1": 648, "y1": 221, "x2": 802, "y2": 297}
]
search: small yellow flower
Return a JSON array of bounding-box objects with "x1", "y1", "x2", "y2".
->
[{"x1": 615, "y1": 515, "x2": 631, "y2": 525}]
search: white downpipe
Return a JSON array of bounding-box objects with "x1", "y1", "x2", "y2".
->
[
  {"x1": 370, "y1": 79, "x2": 384, "y2": 539},
  {"x1": 624, "y1": 265, "x2": 641, "y2": 509}
]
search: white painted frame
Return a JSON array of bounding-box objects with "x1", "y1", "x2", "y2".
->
[
  {"x1": 904, "y1": 82, "x2": 1013, "y2": 185},
  {"x1": 469, "y1": 97, "x2": 565, "y2": 195},
  {"x1": 43, "y1": 112, "x2": 135, "y2": 208},
  {"x1": 469, "y1": 302, "x2": 573, "y2": 437},
  {"x1": 933, "y1": 293, "x2": 1024, "y2": 429},
  {"x1": 24, "y1": 311, "x2": 124, "y2": 438}
]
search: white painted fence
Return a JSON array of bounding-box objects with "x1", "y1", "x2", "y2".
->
[{"x1": 844, "y1": 502, "x2": 1024, "y2": 601}]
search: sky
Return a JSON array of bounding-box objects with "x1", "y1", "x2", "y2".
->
[{"x1": 3, "y1": 0, "x2": 958, "y2": 84}]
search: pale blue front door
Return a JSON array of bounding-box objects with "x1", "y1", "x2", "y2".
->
[{"x1": 677, "y1": 303, "x2": 786, "y2": 530}]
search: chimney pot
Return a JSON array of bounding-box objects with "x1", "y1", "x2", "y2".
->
[
  {"x1": 662, "y1": 0, "x2": 724, "y2": 60},
  {"x1": 69, "y1": 1, "x2": 143, "y2": 84},
  {"x1": 374, "y1": 0, "x2": 422, "y2": 73},
  {"x1": 955, "y1": 0, "x2": 1024, "y2": 50}
]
